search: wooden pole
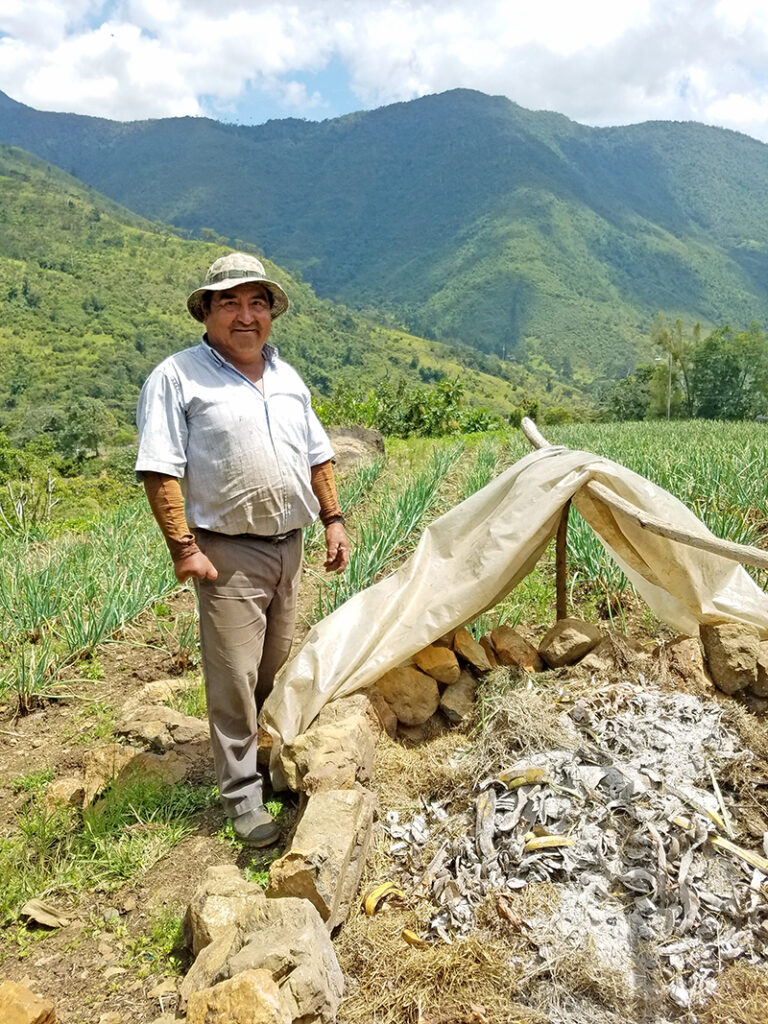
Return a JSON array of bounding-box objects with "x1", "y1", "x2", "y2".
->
[
  {"x1": 520, "y1": 417, "x2": 768, "y2": 572},
  {"x1": 555, "y1": 500, "x2": 571, "y2": 620}
]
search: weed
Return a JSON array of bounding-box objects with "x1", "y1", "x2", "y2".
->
[
  {"x1": 10, "y1": 768, "x2": 55, "y2": 794},
  {"x1": 243, "y1": 847, "x2": 282, "y2": 888},
  {"x1": 158, "y1": 611, "x2": 200, "y2": 673},
  {"x1": 0, "y1": 780, "x2": 217, "y2": 923},
  {"x1": 170, "y1": 676, "x2": 207, "y2": 719},
  {"x1": 76, "y1": 653, "x2": 104, "y2": 680},
  {"x1": 66, "y1": 700, "x2": 117, "y2": 745},
  {"x1": 123, "y1": 908, "x2": 188, "y2": 977}
]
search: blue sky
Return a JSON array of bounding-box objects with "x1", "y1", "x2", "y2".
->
[{"x1": 1, "y1": 1, "x2": 768, "y2": 142}]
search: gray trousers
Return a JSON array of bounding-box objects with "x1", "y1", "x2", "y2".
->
[{"x1": 194, "y1": 529, "x2": 303, "y2": 817}]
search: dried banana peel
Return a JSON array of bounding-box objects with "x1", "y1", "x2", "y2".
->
[
  {"x1": 710, "y1": 835, "x2": 768, "y2": 875},
  {"x1": 402, "y1": 929, "x2": 429, "y2": 948},
  {"x1": 497, "y1": 766, "x2": 550, "y2": 787},
  {"x1": 524, "y1": 834, "x2": 574, "y2": 852},
  {"x1": 363, "y1": 880, "x2": 404, "y2": 916}
]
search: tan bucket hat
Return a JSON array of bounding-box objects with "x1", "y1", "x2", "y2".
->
[{"x1": 187, "y1": 252, "x2": 290, "y2": 322}]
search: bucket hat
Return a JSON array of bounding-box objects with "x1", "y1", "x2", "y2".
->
[{"x1": 187, "y1": 252, "x2": 290, "y2": 322}]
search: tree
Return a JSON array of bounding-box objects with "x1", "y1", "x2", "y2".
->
[{"x1": 691, "y1": 323, "x2": 768, "y2": 419}]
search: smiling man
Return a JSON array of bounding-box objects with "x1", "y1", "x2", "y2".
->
[{"x1": 135, "y1": 252, "x2": 349, "y2": 846}]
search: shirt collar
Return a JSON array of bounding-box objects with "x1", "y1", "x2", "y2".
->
[{"x1": 201, "y1": 336, "x2": 278, "y2": 367}]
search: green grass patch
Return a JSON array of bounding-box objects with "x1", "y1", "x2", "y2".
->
[{"x1": 0, "y1": 779, "x2": 217, "y2": 924}]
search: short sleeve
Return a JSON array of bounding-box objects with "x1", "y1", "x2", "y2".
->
[{"x1": 135, "y1": 364, "x2": 189, "y2": 478}]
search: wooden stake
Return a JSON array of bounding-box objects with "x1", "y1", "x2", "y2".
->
[{"x1": 556, "y1": 500, "x2": 570, "y2": 620}]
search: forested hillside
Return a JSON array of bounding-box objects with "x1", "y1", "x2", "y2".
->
[
  {"x1": 0, "y1": 145, "x2": 574, "y2": 462},
  {"x1": 1, "y1": 88, "x2": 767, "y2": 381}
]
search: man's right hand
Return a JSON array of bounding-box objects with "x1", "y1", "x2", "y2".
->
[{"x1": 173, "y1": 551, "x2": 218, "y2": 583}]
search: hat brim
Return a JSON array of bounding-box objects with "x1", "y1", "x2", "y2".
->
[{"x1": 187, "y1": 276, "x2": 290, "y2": 322}]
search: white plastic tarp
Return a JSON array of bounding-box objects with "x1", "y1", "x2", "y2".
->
[{"x1": 262, "y1": 445, "x2": 768, "y2": 787}]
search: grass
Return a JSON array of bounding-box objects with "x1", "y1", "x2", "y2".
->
[
  {"x1": 122, "y1": 908, "x2": 188, "y2": 977},
  {"x1": 315, "y1": 444, "x2": 464, "y2": 618},
  {"x1": 0, "y1": 778, "x2": 217, "y2": 924}
]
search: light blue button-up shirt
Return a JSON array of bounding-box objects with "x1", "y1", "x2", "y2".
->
[{"x1": 135, "y1": 339, "x2": 334, "y2": 536}]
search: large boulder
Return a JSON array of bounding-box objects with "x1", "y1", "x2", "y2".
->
[
  {"x1": 82, "y1": 745, "x2": 137, "y2": 806},
  {"x1": 116, "y1": 705, "x2": 209, "y2": 752},
  {"x1": 267, "y1": 787, "x2": 376, "y2": 930},
  {"x1": 490, "y1": 626, "x2": 544, "y2": 673},
  {"x1": 120, "y1": 678, "x2": 192, "y2": 718},
  {"x1": 538, "y1": 618, "x2": 603, "y2": 668},
  {"x1": 279, "y1": 693, "x2": 382, "y2": 792},
  {"x1": 452, "y1": 628, "x2": 492, "y2": 673},
  {"x1": 374, "y1": 665, "x2": 440, "y2": 725},
  {"x1": 327, "y1": 426, "x2": 384, "y2": 475},
  {"x1": 700, "y1": 622, "x2": 760, "y2": 695},
  {"x1": 412, "y1": 644, "x2": 461, "y2": 684},
  {"x1": 186, "y1": 970, "x2": 289, "y2": 1024},
  {"x1": 0, "y1": 981, "x2": 55, "y2": 1024},
  {"x1": 229, "y1": 898, "x2": 344, "y2": 1024},
  {"x1": 653, "y1": 636, "x2": 712, "y2": 693},
  {"x1": 439, "y1": 669, "x2": 478, "y2": 724},
  {"x1": 753, "y1": 640, "x2": 768, "y2": 697},
  {"x1": 185, "y1": 865, "x2": 267, "y2": 958}
]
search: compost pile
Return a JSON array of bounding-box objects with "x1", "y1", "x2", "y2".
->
[{"x1": 382, "y1": 680, "x2": 768, "y2": 1014}]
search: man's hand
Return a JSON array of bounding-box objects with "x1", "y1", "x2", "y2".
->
[
  {"x1": 173, "y1": 550, "x2": 218, "y2": 583},
  {"x1": 324, "y1": 522, "x2": 349, "y2": 573}
]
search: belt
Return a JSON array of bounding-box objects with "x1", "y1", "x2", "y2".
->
[{"x1": 197, "y1": 527, "x2": 300, "y2": 544}]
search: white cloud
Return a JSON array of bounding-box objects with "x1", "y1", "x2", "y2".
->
[{"x1": 0, "y1": 0, "x2": 767, "y2": 141}]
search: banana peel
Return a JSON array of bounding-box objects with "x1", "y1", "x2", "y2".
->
[
  {"x1": 402, "y1": 928, "x2": 429, "y2": 948},
  {"x1": 497, "y1": 766, "x2": 550, "y2": 787},
  {"x1": 363, "y1": 880, "x2": 405, "y2": 916},
  {"x1": 524, "y1": 834, "x2": 574, "y2": 852}
]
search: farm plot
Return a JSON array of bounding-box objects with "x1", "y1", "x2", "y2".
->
[{"x1": 0, "y1": 422, "x2": 767, "y2": 1024}]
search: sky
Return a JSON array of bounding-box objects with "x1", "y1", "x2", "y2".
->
[{"x1": 1, "y1": 0, "x2": 768, "y2": 143}]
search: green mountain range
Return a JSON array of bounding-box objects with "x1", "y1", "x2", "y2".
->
[
  {"x1": 1, "y1": 145, "x2": 554, "y2": 452},
  {"x1": 2, "y1": 87, "x2": 767, "y2": 382}
]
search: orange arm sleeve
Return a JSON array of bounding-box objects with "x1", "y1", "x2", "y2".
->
[
  {"x1": 310, "y1": 460, "x2": 344, "y2": 526},
  {"x1": 143, "y1": 473, "x2": 201, "y2": 562}
]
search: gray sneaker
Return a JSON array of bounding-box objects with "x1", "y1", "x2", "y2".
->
[{"x1": 231, "y1": 806, "x2": 281, "y2": 847}]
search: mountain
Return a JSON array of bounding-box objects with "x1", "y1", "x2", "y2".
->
[
  {"x1": 0, "y1": 145, "x2": 558, "y2": 451},
  {"x1": 1, "y1": 88, "x2": 767, "y2": 381}
]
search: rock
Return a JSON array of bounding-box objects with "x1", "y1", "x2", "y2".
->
[
  {"x1": 82, "y1": 745, "x2": 137, "y2": 806},
  {"x1": 43, "y1": 775, "x2": 85, "y2": 810},
  {"x1": 186, "y1": 970, "x2": 289, "y2": 1024},
  {"x1": 538, "y1": 618, "x2": 603, "y2": 669},
  {"x1": 97, "y1": 1014, "x2": 123, "y2": 1024},
  {"x1": 0, "y1": 980, "x2": 56, "y2": 1024},
  {"x1": 257, "y1": 727, "x2": 273, "y2": 769},
  {"x1": 412, "y1": 644, "x2": 461, "y2": 684},
  {"x1": 116, "y1": 750, "x2": 189, "y2": 786},
  {"x1": 178, "y1": 926, "x2": 241, "y2": 1007},
  {"x1": 280, "y1": 693, "x2": 382, "y2": 792},
  {"x1": 148, "y1": 1017, "x2": 177, "y2": 1024},
  {"x1": 440, "y1": 670, "x2": 478, "y2": 724},
  {"x1": 327, "y1": 426, "x2": 384, "y2": 475},
  {"x1": 753, "y1": 641, "x2": 768, "y2": 697},
  {"x1": 433, "y1": 629, "x2": 457, "y2": 648},
  {"x1": 700, "y1": 622, "x2": 760, "y2": 695},
  {"x1": 230, "y1": 898, "x2": 344, "y2": 1024},
  {"x1": 374, "y1": 665, "x2": 440, "y2": 726},
  {"x1": 366, "y1": 686, "x2": 398, "y2": 739},
  {"x1": 267, "y1": 787, "x2": 376, "y2": 930},
  {"x1": 653, "y1": 636, "x2": 711, "y2": 693},
  {"x1": 479, "y1": 634, "x2": 499, "y2": 669},
  {"x1": 452, "y1": 628, "x2": 492, "y2": 673},
  {"x1": 185, "y1": 865, "x2": 268, "y2": 958},
  {"x1": 120, "y1": 679, "x2": 190, "y2": 717},
  {"x1": 397, "y1": 713, "x2": 446, "y2": 743},
  {"x1": 20, "y1": 899, "x2": 70, "y2": 929},
  {"x1": 116, "y1": 705, "x2": 209, "y2": 752},
  {"x1": 577, "y1": 637, "x2": 615, "y2": 675},
  {"x1": 147, "y1": 979, "x2": 178, "y2": 998},
  {"x1": 490, "y1": 625, "x2": 544, "y2": 673}
]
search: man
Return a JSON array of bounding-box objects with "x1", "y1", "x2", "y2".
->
[{"x1": 136, "y1": 252, "x2": 349, "y2": 846}]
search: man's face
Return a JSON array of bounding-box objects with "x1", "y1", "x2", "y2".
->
[{"x1": 203, "y1": 281, "x2": 273, "y2": 363}]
